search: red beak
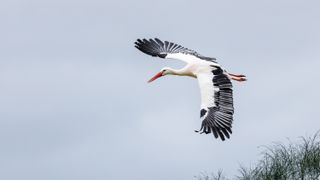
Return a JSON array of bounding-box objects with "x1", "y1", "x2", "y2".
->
[{"x1": 148, "y1": 72, "x2": 163, "y2": 83}]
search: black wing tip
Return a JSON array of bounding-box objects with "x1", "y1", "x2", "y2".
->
[
  {"x1": 154, "y1": 37, "x2": 162, "y2": 42},
  {"x1": 135, "y1": 38, "x2": 161, "y2": 44},
  {"x1": 196, "y1": 119, "x2": 232, "y2": 141},
  {"x1": 215, "y1": 128, "x2": 230, "y2": 141},
  {"x1": 195, "y1": 127, "x2": 232, "y2": 141},
  {"x1": 134, "y1": 38, "x2": 167, "y2": 58},
  {"x1": 135, "y1": 38, "x2": 217, "y2": 62}
]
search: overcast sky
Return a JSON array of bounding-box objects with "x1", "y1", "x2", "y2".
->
[{"x1": 1, "y1": 0, "x2": 320, "y2": 179}]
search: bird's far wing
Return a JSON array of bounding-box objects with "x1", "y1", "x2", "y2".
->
[
  {"x1": 196, "y1": 67, "x2": 234, "y2": 141},
  {"x1": 134, "y1": 38, "x2": 216, "y2": 64}
]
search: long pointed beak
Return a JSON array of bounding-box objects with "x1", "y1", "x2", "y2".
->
[{"x1": 148, "y1": 72, "x2": 163, "y2": 83}]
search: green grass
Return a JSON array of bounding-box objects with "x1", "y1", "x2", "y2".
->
[{"x1": 195, "y1": 131, "x2": 320, "y2": 180}]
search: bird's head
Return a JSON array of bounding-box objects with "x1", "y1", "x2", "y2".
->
[{"x1": 148, "y1": 67, "x2": 173, "y2": 83}]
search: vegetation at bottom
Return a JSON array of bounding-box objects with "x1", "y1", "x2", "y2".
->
[{"x1": 195, "y1": 131, "x2": 320, "y2": 180}]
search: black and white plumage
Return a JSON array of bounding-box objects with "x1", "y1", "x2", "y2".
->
[
  {"x1": 135, "y1": 38, "x2": 246, "y2": 141},
  {"x1": 135, "y1": 38, "x2": 216, "y2": 62}
]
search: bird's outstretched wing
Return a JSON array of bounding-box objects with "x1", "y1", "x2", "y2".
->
[
  {"x1": 134, "y1": 38, "x2": 216, "y2": 63},
  {"x1": 196, "y1": 66, "x2": 234, "y2": 141}
]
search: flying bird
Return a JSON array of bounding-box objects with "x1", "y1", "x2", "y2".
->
[{"x1": 134, "y1": 38, "x2": 246, "y2": 141}]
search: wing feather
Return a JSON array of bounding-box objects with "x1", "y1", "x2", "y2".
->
[
  {"x1": 134, "y1": 38, "x2": 216, "y2": 63},
  {"x1": 197, "y1": 67, "x2": 234, "y2": 141}
]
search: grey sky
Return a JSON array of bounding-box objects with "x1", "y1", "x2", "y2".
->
[{"x1": 1, "y1": 0, "x2": 320, "y2": 179}]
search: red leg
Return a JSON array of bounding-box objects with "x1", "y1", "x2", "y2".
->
[
  {"x1": 231, "y1": 77, "x2": 247, "y2": 82},
  {"x1": 228, "y1": 73, "x2": 246, "y2": 77}
]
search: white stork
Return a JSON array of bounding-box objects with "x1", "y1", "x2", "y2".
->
[{"x1": 135, "y1": 38, "x2": 246, "y2": 141}]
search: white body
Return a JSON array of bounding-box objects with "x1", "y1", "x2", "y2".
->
[{"x1": 165, "y1": 53, "x2": 222, "y2": 110}]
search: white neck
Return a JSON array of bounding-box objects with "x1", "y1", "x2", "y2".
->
[{"x1": 167, "y1": 66, "x2": 196, "y2": 78}]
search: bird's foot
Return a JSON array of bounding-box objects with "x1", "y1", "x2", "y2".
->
[
  {"x1": 231, "y1": 77, "x2": 247, "y2": 82},
  {"x1": 229, "y1": 73, "x2": 247, "y2": 82},
  {"x1": 228, "y1": 73, "x2": 246, "y2": 77}
]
